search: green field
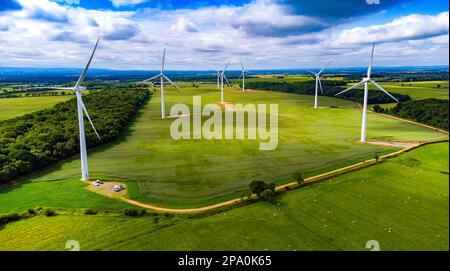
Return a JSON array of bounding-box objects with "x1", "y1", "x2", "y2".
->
[
  {"x1": 0, "y1": 84, "x2": 446, "y2": 211},
  {"x1": 1, "y1": 143, "x2": 447, "y2": 251},
  {"x1": 348, "y1": 80, "x2": 449, "y2": 101},
  {"x1": 0, "y1": 96, "x2": 73, "y2": 121}
]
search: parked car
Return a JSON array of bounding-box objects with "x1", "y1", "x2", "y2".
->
[
  {"x1": 113, "y1": 184, "x2": 125, "y2": 192},
  {"x1": 92, "y1": 180, "x2": 103, "y2": 186}
]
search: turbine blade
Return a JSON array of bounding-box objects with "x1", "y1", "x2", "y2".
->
[
  {"x1": 223, "y1": 74, "x2": 231, "y2": 86},
  {"x1": 223, "y1": 58, "x2": 231, "y2": 72},
  {"x1": 239, "y1": 72, "x2": 244, "y2": 79},
  {"x1": 240, "y1": 59, "x2": 244, "y2": 71},
  {"x1": 318, "y1": 78, "x2": 323, "y2": 94},
  {"x1": 370, "y1": 80, "x2": 399, "y2": 102},
  {"x1": 34, "y1": 87, "x2": 75, "y2": 90},
  {"x1": 143, "y1": 73, "x2": 162, "y2": 82},
  {"x1": 161, "y1": 48, "x2": 166, "y2": 73},
  {"x1": 307, "y1": 71, "x2": 317, "y2": 77},
  {"x1": 75, "y1": 38, "x2": 99, "y2": 89},
  {"x1": 78, "y1": 95, "x2": 101, "y2": 141},
  {"x1": 367, "y1": 42, "x2": 375, "y2": 78},
  {"x1": 163, "y1": 75, "x2": 180, "y2": 89},
  {"x1": 335, "y1": 80, "x2": 365, "y2": 96},
  {"x1": 318, "y1": 61, "x2": 332, "y2": 75}
]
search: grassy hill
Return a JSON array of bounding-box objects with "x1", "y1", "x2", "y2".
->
[
  {"x1": 0, "y1": 142, "x2": 447, "y2": 251},
  {"x1": 0, "y1": 85, "x2": 445, "y2": 211}
]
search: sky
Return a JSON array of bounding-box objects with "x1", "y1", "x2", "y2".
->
[{"x1": 0, "y1": 0, "x2": 448, "y2": 70}]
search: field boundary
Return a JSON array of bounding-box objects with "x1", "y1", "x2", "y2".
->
[
  {"x1": 91, "y1": 138, "x2": 448, "y2": 214},
  {"x1": 372, "y1": 111, "x2": 449, "y2": 135}
]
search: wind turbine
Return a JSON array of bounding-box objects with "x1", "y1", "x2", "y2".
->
[
  {"x1": 309, "y1": 62, "x2": 331, "y2": 109},
  {"x1": 144, "y1": 49, "x2": 180, "y2": 119},
  {"x1": 48, "y1": 38, "x2": 101, "y2": 181},
  {"x1": 216, "y1": 69, "x2": 220, "y2": 89},
  {"x1": 335, "y1": 43, "x2": 399, "y2": 142},
  {"x1": 239, "y1": 59, "x2": 249, "y2": 92},
  {"x1": 220, "y1": 58, "x2": 231, "y2": 103}
]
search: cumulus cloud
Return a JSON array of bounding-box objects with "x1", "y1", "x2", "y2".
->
[
  {"x1": 230, "y1": 1, "x2": 328, "y2": 37},
  {"x1": 0, "y1": 0, "x2": 448, "y2": 70},
  {"x1": 337, "y1": 12, "x2": 449, "y2": 44},
  {"x1": 110, "y1": 0, "x2": 149, "y2": 8},
  {"x1": 17, "y1": 0, "x2": 69, "y2": 22},
  {"x1": 103, "y1": 23, "x2": 139, "y2": 40},
  {"x1": 171, "y1": 17, "x2": 199, "y2": 33}
]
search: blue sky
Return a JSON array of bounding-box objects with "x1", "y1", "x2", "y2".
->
[{"x1": 0, "y1": 0, "x2": 448, "y2": 70}]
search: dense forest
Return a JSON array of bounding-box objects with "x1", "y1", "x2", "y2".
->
[
  {"x1": 0, "y1": 88, "x2": 150, "y2": 184},
  {"x1": 245, "y1": 81, "x2": 411, "y2": 104},
  {"x1": 373, "y1": 99, "x2": 449, "y2": 131}
]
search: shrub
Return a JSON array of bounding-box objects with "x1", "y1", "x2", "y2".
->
[
  {"x1": 260, "y1": 190, "x2": 275, "y2": 201},
  {"x1": 123, "y1": 208, "x2": 139, "y2": 217},
  {"x1": 293, "y1": 172, "x2": 304, "y2": 184},
  {"x1": 374, "y1": 154, "x2": 380, "y2": 162},
  {"x1": 153, "y1": 216, "x2": 160, "y2": 224},
  {"x1": 0, "y1": 212, "x2": 20, "y2": 225},
  {"x1": 27, "y1": 209, "x2": 36, "y2": 215},
  {"x1": 84, "y1": 209, "x2": 98, "y2": 215},
  {"x1": 373, "y1": 104, "x2": 384, "y2": 113},
  {"x1": 249, "y1": 180, "x2": 268, "y2": 197},
  {"x1": 44, "y1": 209, "x2": 56, "y2": 217}
]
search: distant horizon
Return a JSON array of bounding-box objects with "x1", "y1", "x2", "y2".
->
[{"x1": 0, "y1": 65, "x2": 448, "y2": 74}]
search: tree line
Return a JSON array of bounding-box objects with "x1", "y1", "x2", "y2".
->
[
  {"x1": 245, "y1": 81, "x2": 411, "y2": 104},
  {"x1": 373, "y1": 99, "x2": 449, "y2": 131},
  {"x1": 0, "y1": 88, "x2": 150, "y2": 184}
]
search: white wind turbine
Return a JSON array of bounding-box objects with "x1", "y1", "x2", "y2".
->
[
  {"x1": 216, "y1": 69, "x2": 221, "y2": 89},
  {"x1": 309, "y1": 62, "x2": 331, "y2": 109},
  {"x1": 49, "y1": 38, "x2": 101, "y2": 181},
  {"x1": 335, "y1": 43, "x2": 399, "y2": 142},
  {"x1": 239, "y1": 59, "x2": 249, "y2": 92},
  {"x1": 219, "y1": 58, "x2": 231, "y2": 103},
  {"x1": 144, "y1": 49, "x2": 180, "y2": 119}
]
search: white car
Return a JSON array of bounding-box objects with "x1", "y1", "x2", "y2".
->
[
  {"x1": 113, "y1": 184, "x2": 125, "y2": 192},
  {"x1": 92, "y1": 180, "x2": 103, "y2": 186}
]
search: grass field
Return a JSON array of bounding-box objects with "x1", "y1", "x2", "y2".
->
[
  {"x1": 348, "y1": 80, "x2": 449, "y2": 101},
  {"x1": 0, "y1": 142, "x2": 447, "y2": 251},
  {"x1": 0, "y1": 96, "x2": 73, "y2": 121},
  {"x1": 0, "y1": 84, "x2": 446, "y2": 211}
]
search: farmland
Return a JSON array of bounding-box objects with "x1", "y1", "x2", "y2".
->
[
  {"x1": 0, "y1": 84, "x2": 446, "y2": 212},
  {"x1": 0, "y1": 142, "x2": 447, "y2": 251},
  {"x1": 0, "y1": 96, "x2": 72, "y2": 121}
]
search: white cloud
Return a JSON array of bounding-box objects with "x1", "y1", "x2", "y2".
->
[
  {"x1": 337, "y1": 12, "x2": 449, "y2": 44},
  {"x1": 0, "y1": 0, "x2": 447, "y2": 70},
  {"x1": 170, "y1": 17, "x2": 199, "y2": 33},
  {"x1": 110, "y1": 0, "x2": 149, "y2": 8}
]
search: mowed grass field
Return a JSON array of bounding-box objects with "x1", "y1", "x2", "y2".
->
[
  {"x1": 0, "y1": 96, "x2": 73, "y2": 121},
  {"x1": 348, "y1": 80, "x2": 449, "y2": 100},
  {"x1": 0, "y1": 143, "x2": 447, "y2": 251},
  {"x1": 0, "y1": 84, "x2": 446, "y2": 211}
]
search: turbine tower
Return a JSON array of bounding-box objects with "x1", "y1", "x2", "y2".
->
[
  {"x1": 239, "y1": 59, "x2": 248, "y2": 92},
  {"x1": 49, "y1": 38, "x2": 101, "y2": 181},
  {"x1": 144, "y1": 49, "x2": 179, "y2": 119},
  {"x1": 220, "y1": 58, "x2": 231, "y2": 103},
  {"x1": 335, "y1": 43, "x2": 399, "y2": 142},
  {"x1": 216, "y1": 69, "x2": 220, "y2": 89},
  {"x1": 309, "y1": 62, "x2": 331, "y2": 109}
]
